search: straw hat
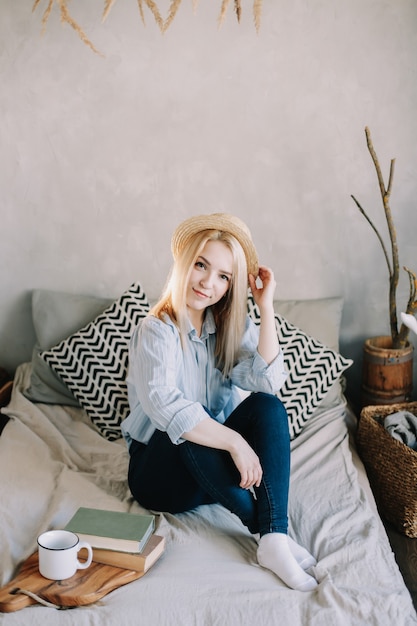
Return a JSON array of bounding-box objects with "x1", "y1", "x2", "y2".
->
[{"x1": 171, "y1": 213, "x2": 259, "y2": 277}]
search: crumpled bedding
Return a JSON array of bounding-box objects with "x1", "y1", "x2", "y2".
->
[{"x1": 0, "y1": 363, "x2": 416, "y2": 626}]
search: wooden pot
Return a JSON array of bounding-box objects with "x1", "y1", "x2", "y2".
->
[{"x1": 361, "y1": 336, "x2": 414, "y2": 407}]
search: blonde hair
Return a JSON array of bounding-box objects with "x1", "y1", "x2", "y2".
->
[{"x1": 150, "y1": 229, "x2": 248, "y2": 377}]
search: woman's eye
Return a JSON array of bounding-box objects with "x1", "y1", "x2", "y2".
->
[
  {"x1": 195, "y1": 261, "x2": 205, "y2": 269},
  {"x1": 220, "y1": 274, "x2": 230, "y2": 282}
]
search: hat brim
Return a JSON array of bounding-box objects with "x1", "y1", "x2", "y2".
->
[{"x1": 171, "y1": 213, "x2": 259, "y2": 277}]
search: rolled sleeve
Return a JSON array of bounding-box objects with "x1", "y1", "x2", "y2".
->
[
  {"x1": 165, "y1": 403, "x2": 208, "y2": 445},
  {"x1": 230, "y1": 317, "x2": 288, "y2": 393}
]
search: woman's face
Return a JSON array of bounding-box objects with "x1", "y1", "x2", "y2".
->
[{"x1": 186, "y1": 239, "x2": 233, "y2": 323}]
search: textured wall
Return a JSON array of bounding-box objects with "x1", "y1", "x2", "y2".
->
[{"x1": 1, "y1": 0, "x2": 417, "y2": 405}]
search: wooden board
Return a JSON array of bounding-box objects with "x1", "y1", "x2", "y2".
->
[{"x1": 0, "y1": 552, "x2": 144, "y2": 612}]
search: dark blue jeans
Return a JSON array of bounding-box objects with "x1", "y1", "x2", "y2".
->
[{"x1": 128, "y1": 393, "x2": 290, "y2": 536}]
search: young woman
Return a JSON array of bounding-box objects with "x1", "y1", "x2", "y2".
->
[{"x1": 122, "y1": 213, "x2": 318, "y2": 591}]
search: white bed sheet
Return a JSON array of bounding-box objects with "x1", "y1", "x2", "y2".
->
[{"x1": 0, "y1": 363, "x2": 416, "y2": 626}]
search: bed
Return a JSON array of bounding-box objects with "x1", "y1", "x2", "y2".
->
[{"x1": 0, "y1": 285, "x2": 416, "y2": 626}]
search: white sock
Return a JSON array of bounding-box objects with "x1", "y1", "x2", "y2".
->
[
  {"x1": 287, "y1": 536, "x2": 317, "y2": 570},
  {"x1": 253, "y1": 533, "x2": 317, "y2": 570},
  {"x1": 257, "y1": 533, "x2": 318, "y2": 591}
]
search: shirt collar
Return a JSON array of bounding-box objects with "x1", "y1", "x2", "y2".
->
[{"x1": 188, "y1": 308, "x2": 216, "y2": 340}]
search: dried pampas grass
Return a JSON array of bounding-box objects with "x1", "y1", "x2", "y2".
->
[
  {"x1": 218, "y1": 0, "x2": 231, "y2": 28},
  {"x1": 33, "y1": 0, "x2": 264, "y2": 54},
  {"x1": 32, "y1": 0, "x2": 103, "y2": 55},
  {"x1": 102, "y1": 0, "x2": 117, "y2": 23},
  {"x1": 253, "y1": 0, "x2": 262, "y2": 32},
  {"x1": 218, "y1": 0, "x2": 262, "y2": 32},
  {"x1": 163, "y1": 0, "x2": 183, "y2": 32}
]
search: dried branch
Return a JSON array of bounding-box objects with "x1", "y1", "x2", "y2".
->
[
  {"x1": 350, "y1": 194, "x2": 392, "y2": 276},
  {"x1": 398, "y1": 267, "x2": 417, "y2": 344},
  {"x1": 404, "y1": 266, "x2": 417, "y2": 312},
  {"x1": 365, "y1": 127, "x2": 391, "y2": 197},
  {"x1": 387, "y1": 158, "x2": 395, "y2": 197},
  {"x1": 353, "y1": 127, "x2": 417, "y2": 347},
  {"x1": 364, "y1": 127, "x2": 400, "y2": 344}
]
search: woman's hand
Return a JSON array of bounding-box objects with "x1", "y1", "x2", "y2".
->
[
  {"x1": 183, "y1": 418, "x2": 262, "y2": 489},
  {"x1": 248, "y1": 265, "x2": 279, "y2": 365},
  {"x1": 229, "y1": 435, "x2": 263, "y2": 489},
  {"x1": 248, "y1": 265, "x2": 276, "y2": 312}
]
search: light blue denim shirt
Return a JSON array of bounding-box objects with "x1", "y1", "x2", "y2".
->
[{"x1": 121, "y1": 309, "x2": 288, "y2": 448}]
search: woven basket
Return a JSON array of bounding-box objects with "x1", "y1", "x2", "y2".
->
[{"x1": 356, "y1": 401, "x2": 417, "y2": 537}]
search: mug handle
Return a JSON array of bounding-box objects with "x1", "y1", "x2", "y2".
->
[{"x1": 76, "y1": 541, "x2": 93, "y2": 570}]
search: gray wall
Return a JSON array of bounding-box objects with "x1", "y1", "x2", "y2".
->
[{"x1": 1, "y1": 1, "x2": 417, "y2": 407}]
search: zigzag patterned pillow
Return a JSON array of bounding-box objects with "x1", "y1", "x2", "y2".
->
[
  {"x1": 247, "y1": 296, "x2": 352, "y2": 439},
  {"x1": 40, "y1": 283, "x2": 150, "y2": 441}
]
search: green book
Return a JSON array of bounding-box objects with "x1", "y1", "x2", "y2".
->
[{"x1": 65, "y1": 507, "x2": 155, "y2": 553}]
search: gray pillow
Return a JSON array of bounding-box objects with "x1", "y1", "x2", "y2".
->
[
  {"x1": 273, "y1": 297, "x2": 343, "y2": 352},
  {"x1": 248, "y1": 295, "x2": 352, "y2": 438},
  {"x1": 273, "y1": 297, "x2": 345, "y2": 411},
  {"x1": 24, "y1": 289, "x2": 113, "y2": 405}
]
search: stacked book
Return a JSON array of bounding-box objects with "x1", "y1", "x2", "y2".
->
[{"x1": 65, "y1": 507, "x2": 165, "y2": 573}]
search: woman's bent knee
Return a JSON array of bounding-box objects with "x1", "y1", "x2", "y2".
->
[{"x1": 248, "y1": 392, "x2": 286, "y2": 414}]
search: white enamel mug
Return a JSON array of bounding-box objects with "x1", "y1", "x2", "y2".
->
[{"x1": 37, "y1": 530, "x2": 93, "y2": 580}]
